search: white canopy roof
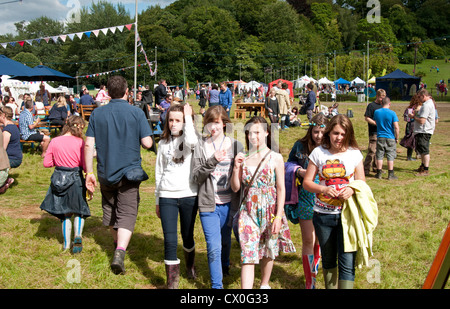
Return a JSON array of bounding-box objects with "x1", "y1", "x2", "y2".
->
[
  {"x1": 318, "y1": 77, "x2": 334, "y2": 85},
  {"x1": 294, "y1": 75, "x2": 316, "y2": 88},
  {"x1": 351, "y1": 77, "x2": 366, "y2": 86},
  {"x1": 1, "y1": 75, "x2": 65, "y2": 101}
]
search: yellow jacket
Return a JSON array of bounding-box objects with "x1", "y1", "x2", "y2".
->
[{"x1": 341, "y1": 180, "x2": 378, "y2": 269}]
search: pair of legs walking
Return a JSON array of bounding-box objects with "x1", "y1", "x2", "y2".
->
[
  {"x1": 159, "y1": 196, "x2": 198, "y2": 288},
  {"x1": 313, "y1": 212, "x2": 356, "y2": 289},
  {"x1": 61, "y1": 214, "x2": 85, "y2": 253}
]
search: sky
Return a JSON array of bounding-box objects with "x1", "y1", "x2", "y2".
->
[{"x1": 0, "y1": 0, "x2": 177, "y2": 36}]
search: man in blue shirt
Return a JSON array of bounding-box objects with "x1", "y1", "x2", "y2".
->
[
  {"x1": 373, "y1": 97, "x2": 399, "y2": 180},
  {"x1": 84, "y1": 75, "x2": 153, "y2": 275},
  {"x1": 80, "y1": 88, "x2": 95, "y2": 105},
  {"x1": 219, "y1": 82, "x2": 232, "y2": 116},
  {"x1": 18, "y1": 99, "x2": 50, "y2": 157}
]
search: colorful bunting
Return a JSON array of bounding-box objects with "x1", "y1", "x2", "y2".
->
[{"x1": 0, "y1": 23, "x2": 135, "y2": 48}]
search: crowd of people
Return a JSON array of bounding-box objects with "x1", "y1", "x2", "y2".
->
[{"x1": 0, "y1": 75, "x2": 439, "y2": 290}]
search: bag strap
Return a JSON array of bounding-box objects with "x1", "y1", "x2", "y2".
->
[{"x1": 239, "y1": 150, "x2": 271, "y2": 206}]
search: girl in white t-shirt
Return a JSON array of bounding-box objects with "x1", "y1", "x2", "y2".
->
[
  {"x1": 303, "y1": 114, "x2": 365, "y2": 289},
  {"x1": 155, "y1": 103, "x2": 199, "y2": 289}
]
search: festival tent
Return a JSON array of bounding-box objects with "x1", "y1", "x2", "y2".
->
[
  {"x1": 10, "y1": 64, "x2": 74, "y2": 82},
  {"x1": 351, "y1": 77, "x2": 366, "y2": 87},
  {"x1": 318, "y1": 77, "x2": 334, "y2": 86},
  {"x1": 0, "y1": 55, "x2": 36, "y2": 76},
  {"x1": 375, "y1": 69, "x2": 420, "y2": 100},
  {"x1": 294, "y1": 75, "x2": 316, "y2": 89},
  {"x1": 238, "y1": 81, "x2": 264, "y2": 93},
  {"x1": 334, "y1": 78, "x2": 351, "y2": 88},
  {"x1": 267, "y1": 79, "x2": 294, "y2": 97},
  {"x1": 1, "y1": 75, "x2": 65, "y2": 100}
]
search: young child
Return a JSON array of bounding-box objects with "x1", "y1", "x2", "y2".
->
[
  {"x1": 154, "y1": 103, "x2": 199, "y2": 289},
  {"x1": 287, "y1": 113, "x2": 329, "y2": 289},
  {"x1": 303, "y1": 114, "x2": 366, "y2": 289},
  {"x1": 192, "y1": 105, "x2": 244, "y2": 289},
  {"x1": 231, "y1": 116, "x2": 295, "y2": 289},
  {"x1": 40, "y1": 116, "x2": 91, "y2": 253}
]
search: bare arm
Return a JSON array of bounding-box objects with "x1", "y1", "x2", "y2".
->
[{"x1": 84, "y1": 136, "x2": 96, "y2": 196}]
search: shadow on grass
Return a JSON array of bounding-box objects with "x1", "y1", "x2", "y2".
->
[{"x1": 30, "y1": 213, "x2": 303, "y2": 289}]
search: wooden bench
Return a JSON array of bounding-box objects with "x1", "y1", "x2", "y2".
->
[
  {"x1": 234, "y1": 109, "x2": 246, "y2": 120},
  {"x1": 80, "y1": 105, "x2": 97, "y2": 121},
  {"x1": 20, "y1": 139, "x2": 38, "y2": 150}
]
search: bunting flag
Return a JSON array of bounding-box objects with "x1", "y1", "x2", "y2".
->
[
  {"x1": 0, "y1": 23, "x2": 135, "y2": 49},
  {"x1": 75, "y1": 61, "x2": 155, "y2": 79}
]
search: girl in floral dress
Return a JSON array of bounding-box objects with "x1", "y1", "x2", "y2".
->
[{"x1": 231, "y1": 116, "x2": 295, "y2": 289}]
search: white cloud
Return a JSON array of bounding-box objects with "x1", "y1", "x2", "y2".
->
[{"x1": 0, "y1": 0, "x2": 176, "y2": 36}]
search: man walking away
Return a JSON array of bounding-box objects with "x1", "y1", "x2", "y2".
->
[
  {"x1": 84, "y1": 76, "x2": 153, "y2": 275},
  {"x1": 373, "y1": 97, "x2": 400, "y2": 180}
]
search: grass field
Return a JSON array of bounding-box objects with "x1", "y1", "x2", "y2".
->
[
  {"x1": 0, "y1": 98, "x2": 449, "y2": 290},
  {"x1": 398, "y1": 58, "x2": 450, "y2": 92}
]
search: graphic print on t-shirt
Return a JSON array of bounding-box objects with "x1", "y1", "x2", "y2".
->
[{"x1": 317, "y1": 159, "x2": 353, "y2": 210}]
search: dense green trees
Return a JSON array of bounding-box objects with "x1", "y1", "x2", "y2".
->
[{"x1": 0, "y1": 0, "x2": 447, "y2": 87}]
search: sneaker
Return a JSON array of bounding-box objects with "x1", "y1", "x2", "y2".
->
[
  {"x1": 72, "y1": 236, "x2": 83, "y2": 254},
  {"x1": 111, "y1": 249, "x2": 126, "y2": 275},
  {"x1": 416, "y1": 170, "x2": 429, "y2": 177},
  {"x1": 0, "y1": 178, "x2": 14, "y2": 194}
]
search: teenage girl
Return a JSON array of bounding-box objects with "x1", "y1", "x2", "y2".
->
[
  {"x1": 40, "y1": 116, "x2": 91, "y2": 253},
  {"x1": 192, "y1": 105, "x2": 243, "y2": 289},
  {"x1": 155, "y1": 103, "x2": 199, "y2": 289},
  {"x1": 287, "y1": 113, "x2": 329, "y2": 289},
  {"x1": 231, "y1": 116, "x2": 295, "y2": 289},
  {"x1": 303, "y1": 114, "x2": 365, "y2": 289}
]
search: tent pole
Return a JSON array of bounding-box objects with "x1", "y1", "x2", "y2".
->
[{"x1": 134, "y1": 0, "x2": 138, "y2": 100}]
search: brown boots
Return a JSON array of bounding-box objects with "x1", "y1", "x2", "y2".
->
[{"x1": 165, "y1": 247, "x2": 197, "y2": 289}]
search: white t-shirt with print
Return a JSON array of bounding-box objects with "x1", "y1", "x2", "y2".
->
[{"x1": 309, "y1": 145, "x2": 363, "y2": 214}]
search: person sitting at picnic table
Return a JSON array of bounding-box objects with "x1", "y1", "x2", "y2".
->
[
  {"x1": 80, "y1": 88, "x2": 95, "y2": 106},
  {"x1": 95, "y1": 85, "x2": 111, "y2": 106},
  {"x1": 19, "y1": 99, "x2": 50, "y2": 158},
  {"x1": 48, "y1": 96, "x2": 69, "y2": 127},
  {"x1": 0, "y1": 106, "x2": 22, "y2": 168}
]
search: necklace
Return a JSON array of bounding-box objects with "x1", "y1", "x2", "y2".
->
[
  {"x1": 246, "y1": 145, "x2": 268, "y2": 157},
  {"x1": 211, "y1": 135, "x2": 225, "y2": 152}
]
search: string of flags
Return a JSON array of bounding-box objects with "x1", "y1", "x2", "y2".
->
[
  {"x1": 0, "y1": 24, "x2": 135, "y2": 49},
  {"x1": 76, "y1": 61, "x2": 156, "y2": 79},
  {"x1": 1, "y1": 22, "x2": 157, "y2": 78}
]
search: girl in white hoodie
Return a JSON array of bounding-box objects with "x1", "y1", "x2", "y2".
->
[{"x1": 154, "y1": 103, "x2": 199, "y2": 289}]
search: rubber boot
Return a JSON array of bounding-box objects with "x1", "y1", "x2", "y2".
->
[
  {"x1": 338, "y1": 279, "x2": 354, "y2": 289},
  {"x1": 313, "y1": 244, "x2": 321, "y2": 275},
  {"x1": 165, "y1": 260, "x2": 180, "y2": 289},
  {"x1": 280, "y1": 119, "x2": 286, "y2": 131},
  {"x1": 111, "y1": 249, "x2": 126, "y2": 275},
  {"x1": 302, "y1": 255, "x2": 316, "y2": 289},
  {"x1": 323, "y1": 267, "x2": 338, "y2": 289},
  {"x1": 183, "y1": 247, "x2": 197, "y2": 280}
]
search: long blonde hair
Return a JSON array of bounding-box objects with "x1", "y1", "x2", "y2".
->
[{"x1": 56, "y1": 96, "x2": 67, "y2": 108}]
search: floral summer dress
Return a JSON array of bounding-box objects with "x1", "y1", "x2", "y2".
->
[{"x1": 238, "y1": 151, "x2": 296, "y2": 264}]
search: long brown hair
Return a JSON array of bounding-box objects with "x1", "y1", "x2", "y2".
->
[
  {"x1": 299, "y1": 113, "x2": 329, "y2": 155},
  {"x1": 161, "y1": 104, "x2": 194, "y2": 164},
  {"x1": 321, "y1": 114, "x2": 359, "y2": 151}
]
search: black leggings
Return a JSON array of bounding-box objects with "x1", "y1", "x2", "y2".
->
[{"x1": 159, "y1": 196, "x2": 198, "y2": 261}]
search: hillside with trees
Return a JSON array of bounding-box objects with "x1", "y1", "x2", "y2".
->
[{"x1": 0, "y1": 0, "x2": 448, "y2": 87}]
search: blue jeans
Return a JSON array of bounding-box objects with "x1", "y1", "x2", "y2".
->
[
  {"x1": 313, "y1": 212, "x2": 356, "y2": 281},
  {"x1": 199, "y1": 203, "x2": 232, "y2": 289},
  {"x1": 159, "y1": 196, "x2": 198, "y2": 261}
]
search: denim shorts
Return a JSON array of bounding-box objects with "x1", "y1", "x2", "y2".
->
[{"x1": 376, "y1": 137, "x2": 397, "y2": 161}]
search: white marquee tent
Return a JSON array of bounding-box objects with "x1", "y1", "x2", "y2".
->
[{"x1": 318, "y1": 77, "x2": 334, "y2": 86}]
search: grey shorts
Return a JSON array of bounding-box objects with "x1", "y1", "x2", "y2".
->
[
  {"x1": 100, "y1": 178, "x2": 141, "y2": 232},
  {"x1": 376, "y1": 137, "x2": 397, "y2": 161}
]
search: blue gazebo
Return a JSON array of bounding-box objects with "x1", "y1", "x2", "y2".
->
[
  {"x1": 334, "y1": 78, "x2": 351, "y2": 88},
  {"x1": 375, "y1": 69, "x2": 420, "y2": 101}
]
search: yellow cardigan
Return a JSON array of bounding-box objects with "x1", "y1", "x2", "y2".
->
[{"x1": 341, "y1": 180, "x2": 378, "y2": 269}]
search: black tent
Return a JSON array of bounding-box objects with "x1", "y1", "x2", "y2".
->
[{"x1": 375, "y1": 69, "x2": 420, "y2": 101}]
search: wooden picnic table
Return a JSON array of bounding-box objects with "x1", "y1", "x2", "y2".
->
[{"x1": 235, "y1": 102, "x2": 266, "y2": 118}]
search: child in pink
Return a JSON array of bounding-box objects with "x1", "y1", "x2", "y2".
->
[{"x1": 40, "y1": 116, "x2": 91, "y2": 253}]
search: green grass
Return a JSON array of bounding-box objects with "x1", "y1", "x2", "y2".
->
[
  {"x1": 398, "y1": 58, "x2": 450, "y2": 91},
  {"x1": 0, "y1": 98, "x2": 449, "y2": 289}
]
